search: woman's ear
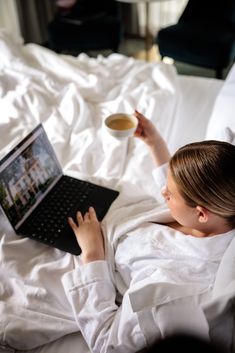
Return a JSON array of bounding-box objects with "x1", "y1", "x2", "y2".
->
[{"x1": 196, "y1": 206, "x2": 209, "y2": 223}]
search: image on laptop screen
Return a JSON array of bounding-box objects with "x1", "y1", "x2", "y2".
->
[{"x1": 0, "y1": 125, "x2": 62, "y2": 229}]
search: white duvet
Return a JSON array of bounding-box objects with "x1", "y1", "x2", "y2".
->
[{"x1": 1, "y1": 29, "x2": 234, "y2": 352}]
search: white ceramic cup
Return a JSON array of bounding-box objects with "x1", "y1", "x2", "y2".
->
[{"x1": 104, "y1": 113, "x2": 138, "y2": 139}]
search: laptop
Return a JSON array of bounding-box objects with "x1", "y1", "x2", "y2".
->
[{"x1": 0, "y1": 124, "x2": 119, "y2": 255}]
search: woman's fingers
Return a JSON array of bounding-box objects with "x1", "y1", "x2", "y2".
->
[
  {"x1": 76, "y1": 210, "x2": 84, "y2": 224},
  {"x1": 134, "y1": 110, "x2": 144, "y2": 137},
  {"x1": 134, "y1": 109, "x2": 143, "y2": 118},
  {"x1": 68, "y1": 216, "x2": 77, "y2": 230},
  {"x1": 83, "y1": 207, "x2": 98, "y2": 222},
  {"x1": 88, "y1": 206, "x2": 98, "y2": 221},
  {"x1": 68, "y1": 207, "x2": 98, "y2": 228},
  {"x1": 134, "y1": 122, "x2": 143, "y2": 136},
  {"x1": 134, "y1": 110, "x2": 147, "y2": 122},
  {"x1": 84, "y1": 211, "x2": 90, "y2": 222}
]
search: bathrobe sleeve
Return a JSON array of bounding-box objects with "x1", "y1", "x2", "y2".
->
[
  {"x1": 62, "y1": 260, "x2": 210, "y2": 353},
  {"x1": 62, "y1": 260, "x2": 147, "y2": 353},
  {"x1": 152, "y1": 162, "x2": 168, "y2": 190}
]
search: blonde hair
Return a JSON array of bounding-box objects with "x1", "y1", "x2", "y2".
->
[{"x1": 169, "y1": 140, "x2": 235, "y2": 228}]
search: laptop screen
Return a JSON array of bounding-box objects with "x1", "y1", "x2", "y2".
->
[{"x1": 0, "y1": 124, "x2": 62, "y2": 230}]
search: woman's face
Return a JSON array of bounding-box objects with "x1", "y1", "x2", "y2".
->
[{"x1": 161, "y1": 169, "x2": 198, "y2": 227}]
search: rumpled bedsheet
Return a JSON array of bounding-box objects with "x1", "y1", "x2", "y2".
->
[{"x1": 0, "y1": 29, "x2": 180, "y2": 349}]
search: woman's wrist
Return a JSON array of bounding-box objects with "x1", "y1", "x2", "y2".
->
[
  {"x1": 82, "y1": 251, "x2": 105, "y2": 264},
  {"x1": 149, "y1": 137, "x2": 171, "y2": 166}
]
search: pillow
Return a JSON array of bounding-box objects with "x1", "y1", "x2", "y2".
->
[{"x1": 205, "y1": 64, "x2": 235, "y2": 142}]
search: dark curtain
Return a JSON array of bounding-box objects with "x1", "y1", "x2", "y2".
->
[{"x1": 15, "y1": 0, "x2": 56, "y2": 44}]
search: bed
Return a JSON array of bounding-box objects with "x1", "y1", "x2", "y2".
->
[{"x1": 0, "y1": 28, "x2": 234, "y2": 353}]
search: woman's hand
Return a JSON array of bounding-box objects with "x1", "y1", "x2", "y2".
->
[
  {"x1": 134, "y1": 110, "x2": 171, "y2": 166},
  {"x1": 134, "y1": 110, "x2": 159, "y2": 148},
  {"x1": 68, "y1": 207, "x2": 105, "y2": 264}
]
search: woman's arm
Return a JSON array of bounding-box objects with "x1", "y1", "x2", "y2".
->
[
  {"x1": 66, "y1": 208, "x2": 147, "y2": 352},
  {"x1": 134, "y1": 110, "x2": 171, "y2": 167},
  {"x1": 62, "y1": 260, "x2": 147, "y2": 353}
]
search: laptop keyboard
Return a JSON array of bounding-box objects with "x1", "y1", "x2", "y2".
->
[{"x1": 20, "y1": 176, "x2": 95, "y2": 245}]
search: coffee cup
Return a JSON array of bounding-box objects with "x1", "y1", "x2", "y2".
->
[{"x1": 104, "y1": 113, "x2": 138, "y2": 139}]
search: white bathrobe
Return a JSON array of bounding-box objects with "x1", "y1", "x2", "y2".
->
[{"x1": 62, "y1": 164, "x2": 234, "y2": 353}]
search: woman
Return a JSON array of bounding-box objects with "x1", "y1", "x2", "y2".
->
[{"x1": 63, "y1": 111, "x2": 235, "y2": 353}]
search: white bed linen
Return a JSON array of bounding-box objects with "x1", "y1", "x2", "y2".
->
[
  {"x1": 205, "y1": 64, "x2": 235, "y2": 141},
  {"x1": 1, "y1": 28, "x2": 232, "y2": 353}
]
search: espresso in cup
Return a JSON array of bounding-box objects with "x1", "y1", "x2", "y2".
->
[{"x1": 104, "y1": 113, "x2": 138, "y2": 139}]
